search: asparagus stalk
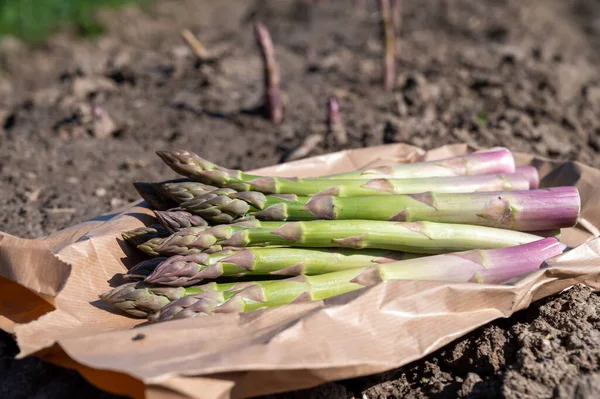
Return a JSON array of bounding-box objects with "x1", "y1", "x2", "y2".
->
[
  {"x1": 327, "y1": 96, "x2": 347, "y2": 145},
  {"x1": 378, "y1": 0, "x2": 395, "y2": 91},
  {"x1": 323, "y1": 148, "x2": 515, "y2": 179},
  {"x1": 154, "y1": 220, "x2": 543, "y2": 256},
  {"x1": 154, "y1": 210, "x2": 208, "y2": 233},
  {"x1": 515, "y1": 166, "x2": 539, "y2": 189},
  {"x1": 146, "y1": 247, "x2": 423, "y2": 286},
  {"x1": 178, "y1": 187, "x2": 579, "y2": 231},
  {"x1": 140, "y1": 219, "x2": 279, "y2": 256},
  {"x1": 149, "y1": 237, "x2": 563, "y2": 322},
  {"x1": 154, "y1": 221, "x2": 286, "y2": 255},
  {"x1": 121, "y1": 224, "x2": 169, "y2": 247},
  {"x1": 156, "y1": 150, "x2": 528, "y2": 196},
  {"x1": 254, "y1": 21, "x2": 283, "y2": 124},
  {"x1": 135, "y1": 224, "x2": 248, "y2": 256}
]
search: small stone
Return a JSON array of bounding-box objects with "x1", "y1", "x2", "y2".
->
[
  {"x1": 122, "y1": 158, "x2": 149, "y2": 169},
  {"x1": 95, "y1": 188, "x2": 107, "y2": 197},
  {"x1": 27, "y1": 188, "x2": 42, "y2": 202},
  {"x1": 91, "y1": 110, "x2": 118, "y2": 139},
  {"x1": 111, "y1": 198, "x2": 125, "y2": 209},
  {"x1": 395, "y1": 94, "x2": 408, "y2": 117},
  {"x1": 67, "y1": 177, "x2": 79, "y2": 184}
]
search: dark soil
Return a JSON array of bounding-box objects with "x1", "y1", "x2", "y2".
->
[
  {"x1": 2, "y1": 0, "x2": 600, "y2": 398},
  {"x1": 263, "y1": 284, "x2": 600, "y2": 399}
]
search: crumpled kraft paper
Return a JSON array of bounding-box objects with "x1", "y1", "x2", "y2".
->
[{"x1": 1, "y1": 143, "x2": 600, "y2": 399}]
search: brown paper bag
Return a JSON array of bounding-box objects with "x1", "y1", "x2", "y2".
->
[{"x1": 1, "y1": 143, "x2": 599, "y2": 399}]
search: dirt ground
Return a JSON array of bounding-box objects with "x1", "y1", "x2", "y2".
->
[{"x1": 2, "y1": 0, "x2": 600, "y2": 397}]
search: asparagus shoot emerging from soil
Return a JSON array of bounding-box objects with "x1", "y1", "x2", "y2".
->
[
  {"x1": 324, "y1": 148, "x2": 515, "y2": 179},
  {"x1": 156, "y1": 150, "x2": 528, "y2": 195},
  {"x1": 149, "y1": 238, "x2": 563, "y2": 322},
  {"x1": 378, "y1": 0, "x2": 395, "y2": 90},
  {"x1": 154, "y1": 210, "x2": 208, "y2": 233},
  {"x1": 515, "y1": 166, "x2": 540, "y2": 189},
  {"x1": 254, "y1": 21, "x2": 283, "y2": 124},
  {"x1": 146, "y1": 247, "x2": 423, "y2": 286},
  {"x1": 327, "y1": 96, "x2": 348, "y2": 145},
  {"x1": 154, "y1": 220, "x2": 544, "y2": 256},
  {"x1": 178, "y1": 186, "x2": 580, "y2": 231}
]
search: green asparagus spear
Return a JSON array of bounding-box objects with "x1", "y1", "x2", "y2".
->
[
  {"x1": 99, "y1": 280, "x2": 245, "y2": 317},
  {"x1": 145, "y1": 247, "x2": 423, "y2": 286},
  {"x1": 323, "y1": 148, "x2": 515, "y2": 179},
  {"x1": 156, "y1": 150, "x2": 529, "y2": 196},
  {"x1": 148, "y1": 237, "x2": 563, "y2": 322},
  {"x1": 178, "y1": 187, "x2": 579, "y2": 231},
  {"x1": 137, "y1": 219, "x2": 281, "y2": 256},
  {"x1": 154, "y1": 220, "x2": 543, "y2": 256}
]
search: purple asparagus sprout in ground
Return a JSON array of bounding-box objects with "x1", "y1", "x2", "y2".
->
[
  {"x1": 254, "y1": 22, "x2": 283, "y2": 124},
  {"x1": 378, "y1": 0, "x2": 396, "y2": 90},
  {"x1": 327, "y1": 96, "x2": 348, "y2": 145}
]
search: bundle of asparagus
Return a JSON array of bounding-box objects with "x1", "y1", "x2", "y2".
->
[{"x1": 100, "y1": 147, "x2": 579, "y2": 323}]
